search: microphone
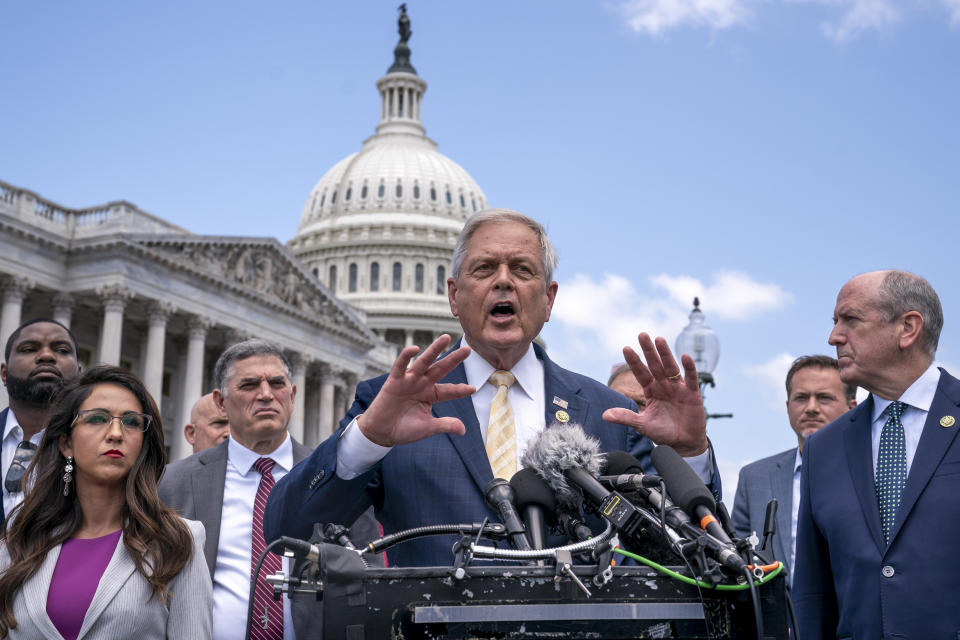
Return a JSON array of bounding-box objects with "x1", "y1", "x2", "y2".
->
[
  {"x1": 602, "y1": 451, "x2": 693, "y2": 530},
  {"x1": 322, "y1": 523, "x2": 358, "y2": 550},
  {"x1": 484, "y1": 477, "x2": 532, "y2": 551},
  {"x1": 510, "y1": 468, "x2": 556, "y2": 550},
  {"x1": 280, "y1": 536, "x2": 320, "y2": 563},
  {"x1": 651, "y1": 445, "x2": 746, "y2": 571},
  {"x1": 522, "y1": 425, "x2": 647, "y2": 536}
]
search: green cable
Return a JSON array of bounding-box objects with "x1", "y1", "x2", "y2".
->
[{"x1": 613, "y1": 548, "x2": 783, "y2": 591}]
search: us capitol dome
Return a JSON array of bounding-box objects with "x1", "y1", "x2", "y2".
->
[{"x1": 288, "y1": 7, "x2": 487, "y2": 351}]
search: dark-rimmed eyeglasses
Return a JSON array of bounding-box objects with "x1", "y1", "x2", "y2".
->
[
  {"x1": 4, "y1": 441, "x2": 38, "y2": 494},
  {"x1": 72, "y1": 409, "x2": 152, "y2": 433}
]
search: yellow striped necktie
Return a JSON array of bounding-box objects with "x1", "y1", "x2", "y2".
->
[{"x1": 486, "y1": 370, "x2": 518, "y2": 479}]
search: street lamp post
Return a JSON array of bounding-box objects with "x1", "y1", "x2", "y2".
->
[{"x1": 675, "y1": 297, "x2": 733, "y2": 422}]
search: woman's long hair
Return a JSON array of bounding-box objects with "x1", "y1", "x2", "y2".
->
[{"x1": 0, "y1": 365, "x2": 193, "y2": 634}]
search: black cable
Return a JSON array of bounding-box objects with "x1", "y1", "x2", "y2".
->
[
  {"x1": 658, "y1": 478, "x2": 711, "y2": 640},
  {"x1": 743, "y1": 565, "x2": 765, "y2": 640},
  {"x1": 365, "y1": 522, "x2": 505, "y2": 553},
  {"x1": 245, "y1": 538, "x2": 286, "y2": 640},
  {"x1": 785, "y1": 585, "x2": 800, "y2": 639}
]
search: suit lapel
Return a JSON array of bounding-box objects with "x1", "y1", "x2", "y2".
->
[
  {"x1": 888, "y1": 371, "x2": 960, "y2": 545},
  {"x1": 0, "y1": 408, "x2": 7, "y2": 525},
  {"x1": 773, "y1": 450, "x2": 794, "y2": 568},
  {"x1": 436, "y1": 362, "x2": 491, "y2": 494},
  {"x1": 76, "y1": 534, "x2": 136, "y2": 639},
  {"x1": 194, "y1": 444, "x2": 228, "y2": 577},
  {"x1": 22, "y1": 544, "x2": 66, "y2": 639},
  {"x1": 843, "y1": 398, "x2": 886, "y2": 553}
]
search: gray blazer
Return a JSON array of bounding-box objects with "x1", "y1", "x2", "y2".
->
[
  {"x1": 731, "y1": 447, "x2": 796, "y2": 580},
  {"x1": 158, "y1": 437, "x2": 381, "y2": 640},
  {"x1": 0, "y1": 518, "x2": 212, "y2": 639}
]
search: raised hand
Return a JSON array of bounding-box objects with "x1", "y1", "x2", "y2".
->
[
  {"x1": 358, "y1": 334, "x2": 476, "y2": 447},
  {"x1": 602, "y1": 333, "x2": 708, "y2": 457}
]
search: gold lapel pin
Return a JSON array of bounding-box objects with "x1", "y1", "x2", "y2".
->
[
  {"x1": 555, "y1": 410, "x2": 570, "y2": 423},
  {"x1": 940, "y1": 415, "x2": 955, "y2": 428}
]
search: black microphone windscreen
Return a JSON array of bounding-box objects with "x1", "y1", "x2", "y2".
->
[
  {"x1": 650, "y1": 445, "x2": 715, "y2": 515},
  {"x1": 521, "y1": 424, "x2": 605, "y2": 512},
  {"x1": 603, "y1": 451, "x2": 645, "y2": 476},
  {"x1": 510, "y1": 468, "x2": 558, "y2": 523}
]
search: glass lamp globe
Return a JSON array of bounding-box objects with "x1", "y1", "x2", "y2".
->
[{"x1": 674, "y1": 297, "x2": 720, "y2": 376}]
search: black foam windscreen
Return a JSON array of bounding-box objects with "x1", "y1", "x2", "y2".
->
[
  {"x1": 603, "y1": 450, "x2": 645, "y2": 476},
  {"x1": 650, "y1": 445, "x2": 716, "y2": 516},
  {"x1": 510, "y1": 468, "x2": 558, "y2": 524}
]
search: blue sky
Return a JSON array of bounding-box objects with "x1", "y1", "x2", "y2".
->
[{"x1": 3, "y1": 0, "x2": 958, "y2": 496}]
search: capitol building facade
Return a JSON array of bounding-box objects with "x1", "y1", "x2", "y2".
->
[{"x1": 0, "y1": 13, "x2": 486, "y2": 461}]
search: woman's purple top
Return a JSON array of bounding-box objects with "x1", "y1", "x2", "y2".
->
[{"x1": 46, "y1": 530, "x2": 122, "y2": 640}]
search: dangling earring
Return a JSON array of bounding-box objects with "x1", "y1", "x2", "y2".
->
[{"x1": 63, "y1": 456, "x2": 74, "y2": 497}]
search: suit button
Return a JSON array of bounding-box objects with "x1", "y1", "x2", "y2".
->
[
  {"x1": 882, "y1": 565, "x2": 895, "y2": 578},
  {"x1": 309, "y1": 470, "x2": 325, "y2": 489}
]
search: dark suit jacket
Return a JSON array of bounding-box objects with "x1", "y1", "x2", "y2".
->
[
  {"x1": 794, "y1": 368, "x2": 960, "y2": 639},
  {"x1": 265, "y1": 343, "x2": 721, "y2": 567},
  {"x1": 0, "y1": 407, "x2": 9, "y2": 526},
  {"x1": 731, "y1": 447, "x2": 796, "y2": 580},
  {"x1": 158, "y1": 436, "x2": 381, "y2": 640}
]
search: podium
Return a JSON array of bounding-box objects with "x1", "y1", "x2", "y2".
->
[{"x1": 311, "y1": 563, "x2": 789, "y2": 639}]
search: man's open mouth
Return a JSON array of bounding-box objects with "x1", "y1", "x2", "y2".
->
[{"x1": 490, "y1": 302, "x2": 515, "y2": 317}]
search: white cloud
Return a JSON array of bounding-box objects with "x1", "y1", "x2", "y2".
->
[
  {"x1": 744, "y1": 352, "x2": 796, "y2": 408},
  {"x1": 816, "y1": 0, "x2": 900, "y2": 42},
  {"x1": 547, "y1": 271, "x2": 790, "y2": 379},
  {"x1": 617, "y1": 0, "x2": 751, "y2": 36},
  {"x1": 942, "y1": 0, "x2": 960, "y2": 26},
  {"x1": 650, "y1": 271, "x2": 793, "y2": 320}
]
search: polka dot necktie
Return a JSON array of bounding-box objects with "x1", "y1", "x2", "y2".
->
[
  {"x1": 486, "y1": 370, "x2": 518, "y2": 480},
  {"x1": 876, "y1": 401, "x2": 907, "y2": 543}
]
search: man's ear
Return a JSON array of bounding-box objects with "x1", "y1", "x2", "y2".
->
[
  {"x1": 1, "y1": 363, "x2": 6, "y2": 387},
  {"x1": 447, "y1": 277, "x2": 459, "y2": 318},
  {"x1": 184, "y1": 424, "x2": 196, "y2": 445},
  {"x1": 898, "y1": 310, "x2": 924, "y2": 351},
  {"x1": 212, "y1": 389, "x2": 226, "y2": 415}
]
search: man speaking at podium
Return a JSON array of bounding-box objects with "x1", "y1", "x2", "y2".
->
[{"x1": 265, "y1": 209, "x2": 719, "y2": 566}]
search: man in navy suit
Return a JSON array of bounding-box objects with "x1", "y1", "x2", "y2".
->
[
  {"x1": 794, "y1": 270, "x2": 960, "y2": 639},
  {"x1": 732, "y1": 355, "x2": 856, "y2": 585},
  {"x1": 266, "y1": 209, "x2": 717, "y2": 567},
  {"x1": 1, "y1": 318, "x2": 80, "y2": 525}
]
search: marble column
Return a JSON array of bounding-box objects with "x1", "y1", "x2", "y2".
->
[
  {"x1": 0, "y1": 276, "x2": 34, "y2": 407},
  {"x1": 288, "y1": 353, "x2": 307, "y2": 444},
  {"x1": 318, "y1": 365, "x2": 336, "y2": 442},
  {"x1": 404, "y1": 329, "x2": 414, "y2": 348},
  {"x1": 51, "y1": 293, "x2": 74, "y2": 329},
  {"x1": 96, "y1": 284, "x2": 132, "y2": 365},
  {"x1": 173, "y1": 315, "x2": 211, "y2": 462},
  {"x1": 143, "y1": 302, "x2": 175, "y2": 412}
]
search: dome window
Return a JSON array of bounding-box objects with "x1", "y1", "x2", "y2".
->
[
  {"x1": 430, "y1": 187, "x2": 437, "y2": 201},
  {"x1": 472, "y1": 198, "x2": 477, "y2": 212},
  {"x1": 361, "y1": 184, "x2": 368, "y2": 199},
  {"x1": 328, "y1": 265, "x2": 337, "y2": 293},
  {"x1": 415, "y1": 263, "x2": 424, "y2": 292},
  {"x1": 446, "y1": 190, "x2": 452, "y2": 204},
  {"x1": 395, "y1": 183, "x2": 403, "y2": 198},
  {"x1": 370, "y1": 262, "x2": 380, "y2": 292},
  {"x1": 413, "y1": 184, "x2": 420, "y2": 199},
  {"x1": 320, "y1": 193, "x2": 326, "y2": 208},
  {"x1": 331, "y1": 190, "x2": 338, "y2": 204},
  {"x1": 393, "y1": 262, "x2": 402, "y2": 291},
  {"x1": 436, "y1": 266, "x2": 446, "y2": 294},
  {"x1": 459, "y1": 194, "x2": 465, "y2": 209},
  {"x1": 345, "y1": 187, "x2": 352, "y2": 202},
  {"x1": 348, "y1": 263, "x2": 358, "y2": 293},
  {"x1": 378, "y1": 183, "x2": 385, "y2": 199}
]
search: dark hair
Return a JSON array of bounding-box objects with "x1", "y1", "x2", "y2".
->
[
  {"x1": 875, "y1": 270, "x2": 943, "y2": 356},
  {"x1": 213, "y1": 339, "x2": 292, "y2": 393},
  {"x1": 785, "y1": 355, "x2": 857, "y2": 401},
  {"x1": 4, "y1": 318, "x2": 79, "y2": 363},
  {"x1": 0, "y1": 366, "x2": 192, "y2": 634}
]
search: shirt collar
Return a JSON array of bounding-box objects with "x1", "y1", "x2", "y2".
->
[
  {"x1": 2, "y1": 409, "x2": 21, "y2": 441},
  {"x1": 462, "y1": 340, "x2": 538, "y2": 400},
  {"x1": 227, "y1": 431, "x2": 294, "y2": 476},
  {"x1": 794, "y1": 447, "x2": 803, "y2": 474},
  {"x1": 871, "y1": 362, "x2": 941, "y2": 424}
]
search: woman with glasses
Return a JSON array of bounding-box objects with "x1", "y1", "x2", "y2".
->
[{"x1": 0, "y1": 365, "x2": 212, "y2": 639}]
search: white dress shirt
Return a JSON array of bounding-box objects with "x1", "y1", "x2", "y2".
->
[
  {"x1": 1, "y1": 410, "x2": 44, "y2": 519},
  {"x1": 791, "y1": 448, "x2": 802, "y2": 588},
  {"x1": 870, "y1": 363, "x2": 941, "y2": 477},
  {"x1": 213, "y1": 434, "x2": 296, "y2": 640},
  {"x1": 337, "y1": 341, "x2": 713, "y2": 484}
]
